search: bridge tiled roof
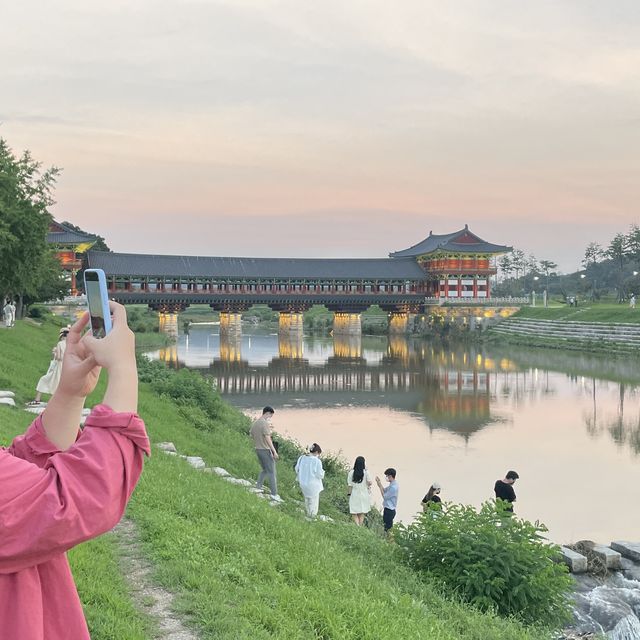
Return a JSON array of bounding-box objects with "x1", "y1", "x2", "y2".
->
[
  {"x1": 390, "y1": 225, "x2": 511, "y2": 258},
  {"x1": 86, "y1": 251, "x2": 426, "y2": 280}
]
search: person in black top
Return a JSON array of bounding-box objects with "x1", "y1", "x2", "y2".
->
[
  {"x1": 421, "y1": 482, "x2": 442, "y2": 512},
  {"x1": 494, "y1": 470, "x2": 519, "y2": 512}
]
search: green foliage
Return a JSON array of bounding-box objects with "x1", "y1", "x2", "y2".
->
[
  {"x1": 0, "y1": 138, "x2": 62, "y2": 304},
  {"x1": 396, "y1": 501, "x2": 573, "y2": 627},
  {"x1": 137, "y1": 355, "x2": 225, "y2": 422}
]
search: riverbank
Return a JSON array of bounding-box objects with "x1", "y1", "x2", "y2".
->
[
  {"x1": 487, "y1": 304, "x2": 640, "y2": 354},
  {"x1": 0, "y1": 318, "x2": 557, "y2": 639}
]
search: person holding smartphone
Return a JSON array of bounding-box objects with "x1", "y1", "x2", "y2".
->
[{"x1": 0, "y1": 302, "x2": 150, "y2": 639}]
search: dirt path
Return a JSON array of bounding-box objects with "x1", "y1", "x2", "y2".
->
[{"x1": 114, "y1": 518, "x2": 200, "y2": 640}]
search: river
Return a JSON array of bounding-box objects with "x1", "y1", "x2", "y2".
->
[{"x1": 148, "y1": 324, "x2": 640, "y2": 544}]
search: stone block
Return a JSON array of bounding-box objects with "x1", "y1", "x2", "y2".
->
[
  {"x1": 0, "y1": 398, "x2": 16, "y2": 407},
  {"x1": 610, "y1": 541, "x2": 640, "y2": 563},
  {"x1": 223, "y1": 477, "x2": 253, "y2": 487},
  {"x1": 560, "y1": 547, "x2": 588, "y2": 573},
  {"x1": 210, "y1": 467, "x2": 230, "y2": 477},
  {"x1": 156, "y1": 442, "x2": 177, "y2": 453},
  {"x1": 0, "y1": 390, "x2": 15, "y2": 398},
  {"x1": 185, "y1": 456, "x2": 206, "y2": 470},
  {"x1": 592, "y1": 544, "x2": 622, "y2": 570}
]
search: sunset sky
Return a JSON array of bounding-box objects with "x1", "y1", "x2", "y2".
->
[{"x1": 1, "y1": 1, "x2": 638, "y2": 272}]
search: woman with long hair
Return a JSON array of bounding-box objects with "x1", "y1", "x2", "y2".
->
[{"x1": 347, "y1": 455, "x2": 372, "y2": 525}]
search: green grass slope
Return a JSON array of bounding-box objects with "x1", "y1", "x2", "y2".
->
[{"x1": 0, "y1": 320, "x2": 551, "y2": 639}]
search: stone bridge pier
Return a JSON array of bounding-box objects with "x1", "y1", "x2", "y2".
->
[
  {"x1": 381, "y1": 303, "x2": 422, "y2": 335},
  {"x1": 210, "y1": 303, "x2": 251, "y2": 338},
  {"x1": 151, "y1": 303, "x2": 189, "y2": 338}
]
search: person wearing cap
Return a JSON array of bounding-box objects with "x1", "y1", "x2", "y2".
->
[
  {"x1": 494, "y1": 470, "x2": 519, "y2": 513},
  {"x1": 250, "y1": 405, "x2": 283, "y2": 503},
  {"x1": 421, "y1": 482, "x2": 442, "y2": 513},
  {"x1": 29, "y1": 327, "x2": 71, "y2": 405}
]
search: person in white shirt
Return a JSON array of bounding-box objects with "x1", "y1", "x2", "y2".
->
[{"x1": 295, "y1": 443, "x2": 325, "y2": 518}]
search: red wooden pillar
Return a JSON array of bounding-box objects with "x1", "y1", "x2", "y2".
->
[
  {"x1": 472, "y1": 276, "x2": 478, "y2": 298},
  {"x1": 443, "y1": 275, "x2": 449, "y2": 298},
  {"x1": 486, "y1": 278, "x2": 491, "y2": 299},
  {"x1": 70, "y1": 270, "x2": 77, "y2": 296},
  {"x1": 457, "y1": 276, "x2": 462, "y2": 298}
]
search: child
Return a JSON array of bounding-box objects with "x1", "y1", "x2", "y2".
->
[
  {"x1": 0, "y1": 302, "x2": 150, "y2": 639},
  {"x1": 376, "y1": 468, "x2": 399, "y2": 533},
  {"x1": 295, "y1": 443, "x2": 325, "y2": 518}
]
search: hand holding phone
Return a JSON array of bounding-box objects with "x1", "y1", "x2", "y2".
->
[{"x1": 84, "y1": 269, "x2": 112, "y2": 338}]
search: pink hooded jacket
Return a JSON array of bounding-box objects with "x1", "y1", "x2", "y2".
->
[{"x1": 0, "y1": 404, "x2": 150, "y2": 639}]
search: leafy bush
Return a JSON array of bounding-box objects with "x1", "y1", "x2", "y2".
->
[
  {"x1": 27, "y1": 304, "x2": 50, "y2": 319},
  {"x1": 136, "y1": 355, "x2": 225, "y2": 422},
  {"x1": 395, "y1": 501, "x2": 573, "y2": 628}
]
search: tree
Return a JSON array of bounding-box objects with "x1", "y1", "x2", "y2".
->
[
  {"x1": 61, "y1": 220, "x2": 111, "y2": 252},
  {"x1": 539, "y1": 259, "x2": 558, "y2": 294},
  {"x1": 607, "y1": 233, "x2": 629, "y2": 302},
  {"x1": 511, "y1": 249, "x2": 527, "y2": 282},
  {"x1": 0, "y1": 138, "x2": 63, "y2": 316},
  {"x1": 625, "y1": 224, "x2": 640, "y2": 265},
  {"x1": 582, "y1": 242, "x2": 604, "y2": 269},
  {"x1": 497, "y1": 254, "x2": 513, "y2": 282}
]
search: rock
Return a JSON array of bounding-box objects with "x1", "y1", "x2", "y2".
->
[
  {"x1": 248, "y1": 488, "x2": 264, "y2": 493},
  {"x1": 561, "y1": 547, "x2": 588, "y2": 573},
  {"x1": 318, "y1": 515, "x2": 334, "y2": 523},
  {"x1": 185, "y1": 456, "x2": 206, "y2": 469},
  {"x1": 210, "y1": 467, "x2": 230, "y2": 477},
  {"x1": 0, "y1": 390, "x2": 15, "y2": 398},
  {"x1": 223, "y1": 477, "x2": 253, "y2": 487},
  {"x1": 611, "y1": 614, "x2": 640, "y2": 640},
  {"x1": 23, "y1": 405, "x2": 45, "y2": 414},
  {"x1": 163, "y1": 451, "x2": 178, "y2": 456},
  {"x1": 580, "y1": 587, "x2": 634, "y2": 631},
  {"x1": 592, "y1": 545, "x2": 622, "y2": 570},
  {"x1": 156, "y1": 442, "x2": 178, "y2": 453},
  {"x1": 611, "y1": 541, "x2": 640, "y2": 564},
  {"x1": 0, "y1": 398, "x2": 16, "y2": 407}
]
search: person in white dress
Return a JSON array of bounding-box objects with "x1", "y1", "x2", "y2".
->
[
  {"x1": 295, "y1": 443, "x2": 325, "y2": 518},
  {"x1": 347, "y1": 456, "x2": 372, "y2": 525},
  {"x1": 30, "y1": 328, "x2": 70, "y2": 404}
]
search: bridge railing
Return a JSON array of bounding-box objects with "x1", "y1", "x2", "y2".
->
[{"x1": 424, "y1": 296, "x2": 529, "y2": 306}]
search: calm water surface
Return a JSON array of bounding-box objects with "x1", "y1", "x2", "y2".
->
[{"x1": 149, "y1": 325, "x2": 640, "y2": 544}]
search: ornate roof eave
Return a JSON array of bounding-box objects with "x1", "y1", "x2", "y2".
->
[{"x1": 389, "y1": 225, "x2": 512, "y2": 258}]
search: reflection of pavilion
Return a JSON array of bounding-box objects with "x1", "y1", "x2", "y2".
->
[
  {"x1": 156, "y1": 333, "x2": 517, "y2": 441},
  {"x1": 418, "y1": 370, "x2": 494, "y2": 441}
]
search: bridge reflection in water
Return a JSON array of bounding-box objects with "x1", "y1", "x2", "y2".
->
[{"x1": 155, "y1": 329, "x2": 520, "y2": 440}]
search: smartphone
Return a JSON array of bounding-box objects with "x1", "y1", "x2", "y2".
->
[{"x1": 84, "y1": 269, "x2": 112, "y2": 338}]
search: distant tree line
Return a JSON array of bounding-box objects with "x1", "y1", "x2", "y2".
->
[{"x1": 494, "y1": 225, "x2": 640, "y2": 302}]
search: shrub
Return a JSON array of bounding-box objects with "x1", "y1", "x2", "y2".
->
[
  {"x1": 136, "y1": 355, "x2": 225, "y2": 422},
  {"x1": 28, "y1": 305, "x2": 50, "y2": 319},
  {"x1": 395, "y1": 501, "x2": 573, "y2": 628}
]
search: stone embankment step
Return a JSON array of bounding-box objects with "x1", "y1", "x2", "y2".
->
[
  {"x1": 559, "y1": 542, "x2": 632, "y2": 573},
  {"x1": 155, "y1": 442, "x2": 335, "y2": 521},
  {"x1": 490, "y1": 318, "x2": 640, "y2": 351}
]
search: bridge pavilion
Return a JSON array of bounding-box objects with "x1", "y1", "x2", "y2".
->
[
  {"x1": 84, "y1": 225, "x2": 510, "y2": 335},
  {"x1": 47, "y1": 221, "x2": 97, "y2": 295}
]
